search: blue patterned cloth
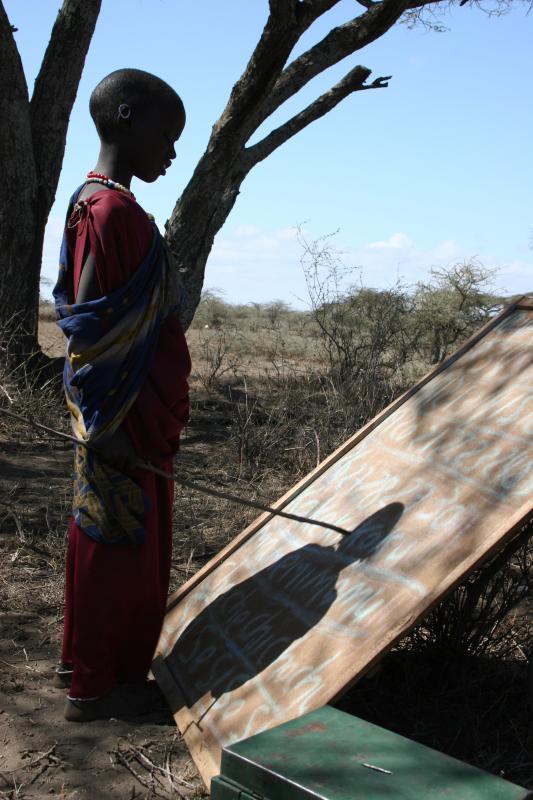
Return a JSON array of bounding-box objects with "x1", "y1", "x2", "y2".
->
[{"x1": 53, "y1": 186, "x2": 185, "y2": 544}]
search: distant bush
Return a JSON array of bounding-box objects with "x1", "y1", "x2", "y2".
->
[
  {"x1": 412, "y1": 261, "x2": 501, "y2": 364},
  {"x1": 193, "y1": 289, "x2": 230, "y2": 329}
]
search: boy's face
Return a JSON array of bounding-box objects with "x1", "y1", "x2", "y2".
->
[{"x1": 128, "y1": 100, "x2": 185, "y2": 183}]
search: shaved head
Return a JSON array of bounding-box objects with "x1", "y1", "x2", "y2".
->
[{"x1": 90, "y1": 68, "x2": 184, "y2": 142}]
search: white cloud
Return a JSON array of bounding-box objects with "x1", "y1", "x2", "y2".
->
[
  {"x1": 233, "y1": 225, "x2": 262, "y2": 238},
  {"x1": 368, "y1": 232, "x2": 413, "y2": 250},
  {"x1": 431, "y1": 240, "x2": 462, "y2": 262},
  {"x1": 498, "y1": 259, "x2": 533, "y2": 279},
  {"x1": 206, "y1": 226, "x2": 305, "y2": 305}
]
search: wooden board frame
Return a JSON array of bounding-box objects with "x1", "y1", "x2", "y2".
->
[
  {"x1": 166, "y1": 295, "x2": 533, "y2": 612},
  {"x1": 154, "y1": 296, "x2": 533, "y2": 787}
]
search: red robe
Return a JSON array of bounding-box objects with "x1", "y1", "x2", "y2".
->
[{"x1": 61, "y1": 190, "x2": 190, "y2": 698}]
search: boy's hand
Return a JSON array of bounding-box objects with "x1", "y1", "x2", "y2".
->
[{"x1": 95, "y1": 427, "x2": 138, "y2": 472}]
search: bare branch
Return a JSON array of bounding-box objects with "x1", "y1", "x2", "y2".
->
[
  {"x1": 268, "y1": 0, "x2": 291, "y2": 12},
  {"x1": 211, "y1": 0, "x2": 340, "y2": 142},
  {"x1": 297, "y1": 0, "x2": 345, "y2": 15},
  {"x1": 30, "y1": 0, "x2": 101, "y2": 210},
  {"x1": 0, "y1": 2, "x2": 24, "y2": 79},
  {"x1": 164, "y1": 0, "x2": 452, "y2": 330},
  {"x1": 258, "y1": 0, "x2": 415, "y2": 124},
  {"x1": 244, "y1": 65, "x2": 389, "y2": 170},
  {"x1": 269, "y1": 0, "x2": 342, "y2": 22}
]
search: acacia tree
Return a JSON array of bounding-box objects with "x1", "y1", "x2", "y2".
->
[
  {"x1": 0, "y1": 0, "x2": 101, "y2": 360},
  {"x1": 0, "y1": 0, "x2": 523, "y2": 360}
]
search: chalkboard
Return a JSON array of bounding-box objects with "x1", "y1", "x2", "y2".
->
[{"x1": 153, "y1": 298, "x2": 533, "y2": 787}]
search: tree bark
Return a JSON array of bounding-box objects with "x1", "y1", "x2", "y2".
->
[
  {"x1": 0, "y1": 3, "x2": 37, "y2": 359},
  {"x1": 0, "y1": 0, "x2": 101, "y2": 364}
]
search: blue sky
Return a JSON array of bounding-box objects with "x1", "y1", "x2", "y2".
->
[{"x1": 8, "y1": 0, "x2": 532, "y2": 307}]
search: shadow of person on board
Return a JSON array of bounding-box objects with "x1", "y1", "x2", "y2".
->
[{"x1": 160, "y1": 502, "x2": 404, "y2": 712}]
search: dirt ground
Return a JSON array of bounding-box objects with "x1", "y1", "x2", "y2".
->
[
  {"x1": 2, "y1": 314, "x2": 532, "y2": 797},
  {"x1": 0, "y1": 437, "x2": 207, "y2": 800},
  {"x1": 1, "y1": 318, "x2": 254, "y2": 799},
  {"x1": 3, "y1": 439, "x2": 531, "y2": 799}
]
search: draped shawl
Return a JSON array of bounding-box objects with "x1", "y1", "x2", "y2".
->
[{"x1": 53, "y1": 187, "x2": 185, "y2": 545}]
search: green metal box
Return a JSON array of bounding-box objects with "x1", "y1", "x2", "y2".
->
[{"x1": 211, "y1": 706, "x2": 531, "y2": 799}]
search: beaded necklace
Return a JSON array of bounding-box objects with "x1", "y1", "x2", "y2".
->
[
  {"x1": 85, "y1": 171, "x2": 135, "y2": 201},
  {"x1": 68, "y1": 172, "x2": 137, "y2": 228}
]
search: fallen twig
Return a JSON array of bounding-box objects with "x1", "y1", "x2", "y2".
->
[
  {"x1": 0, "y1": 384, "x2": 14, "y2": 404},
  {"x1": 0, "y1": 658, "x2": 47, "y2": 678},
  {"x1": 26, "y1": 762, "x2": 50, "y2": 786},
  {"x1": 2, "y1": 744, "x2": 60, "y2": 780},
  {"x1": 134, "y1": 748, "x2": 194, "y2": 790},
  {"x1": 21, "y1": 744, "x2": 58, "y2": 770},
  {"x1": 114, "y1": 748, "x2": 156, "y2": 794}
]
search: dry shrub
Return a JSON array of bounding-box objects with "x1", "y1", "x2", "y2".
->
[
  {"x1": 1, "y1": 312, "x2": 65, "y2": 421},
  {"x1": 404, "y1": 523, "x2": 533, "y2": 661},
  {"x1": 225, "y1": 364, "x2": 406, "y2": 480},
  {"x1": 192, "y1": 327, "x2": 241, "y2": 391}
]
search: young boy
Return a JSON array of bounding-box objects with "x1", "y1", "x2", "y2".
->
[{"x1": 53, "y1": 69, "x2": 191, "y2": 722}]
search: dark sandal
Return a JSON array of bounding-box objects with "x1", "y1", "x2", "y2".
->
[{"x1": 64, "y1": 682, "x2": 167, "y2": 722}]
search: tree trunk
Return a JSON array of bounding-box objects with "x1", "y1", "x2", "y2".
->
[
  {"x1": 0, "y1": 0, "x2": 101, "y2": 366},
  {"x1": 0, "y1": 3, "x2": 38, "y2": 362},
  {"x1": 165, "y1": 155, "x2": 249, "y2": 331}
]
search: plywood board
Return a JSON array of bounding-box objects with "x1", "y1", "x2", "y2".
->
[{"x1": 153, "y1": 298, "x2": 533, "y2": 787}]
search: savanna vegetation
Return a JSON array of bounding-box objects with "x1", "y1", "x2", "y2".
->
[{"x1": 1, "y1": 252, "x2": 530, "y2": 796}]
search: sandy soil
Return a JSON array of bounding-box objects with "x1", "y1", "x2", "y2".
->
[{"x1": 37, "y1": 319, "x2": 64, "y2": 360}]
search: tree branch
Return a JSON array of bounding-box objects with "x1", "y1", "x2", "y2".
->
[
  {"x1": 30, "y1": 0, "x2": 101, "y2": 211},
  {"x1": 165, "y1": 0, "x2": 448, "y2": 330},
  {"x1": 296, "y1": 0, "x2": 346, "y2": 18},
  {"x1": 243, "y1": 65, "x2": 389, "y2": 169},
  {"x1": 0, "y1": 3, "x2": 25, "y2": 85},
  {"x1": 210, "y1": 0, "x2": 340, "y2": 143},
  {"x1": 257, "y1": 0, "x2": 417, "y2": 124}
]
